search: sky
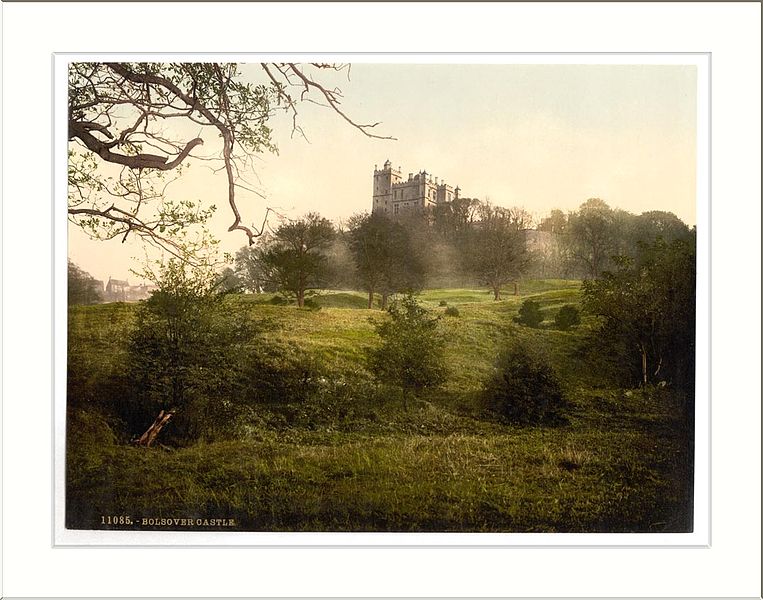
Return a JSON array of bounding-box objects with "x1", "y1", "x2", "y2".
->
[{"x1": 68, "y1": 63, "x2": 697, "y2": 284}]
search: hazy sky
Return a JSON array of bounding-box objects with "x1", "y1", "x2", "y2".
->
[{"x1": 68, "y1": 63, "x2": 697, "y2": 283}]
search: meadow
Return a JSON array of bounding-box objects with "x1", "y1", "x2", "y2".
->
[{"x1": 66, "y1": 281, "x2": 693, "y2": 533}]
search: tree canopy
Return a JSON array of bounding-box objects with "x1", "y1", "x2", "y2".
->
[
  {"x1": 258, "y1": 213, "x2": 335, "y2": 307},
  {"x1": 465, "y1": 204, "x2": 531, "y2": 300},
  {"x1": 347, "y1": 212, "x2": 424, "y2": 309},
  {"x1": 582, "y1": 233, "x2": 696, "y2": 394}
]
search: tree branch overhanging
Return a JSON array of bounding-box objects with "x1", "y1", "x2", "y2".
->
[{"x1": 68, "y1": 61, "x2": 393, "y2": 258}]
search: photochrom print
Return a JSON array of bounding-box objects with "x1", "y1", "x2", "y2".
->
[{"x1": 61, "y1": 56, "x2": 705, "y2": 542}]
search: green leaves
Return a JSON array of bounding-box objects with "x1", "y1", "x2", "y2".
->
[
  {"x1": 581, "y1": 234, "x2": 696, "y2": 389},
  {"x1": 368, "y1": 294, "x2": 447, "y2": 399},
  {"x1": 257, "y1": 213, "x2": 335, "y2": 306}
]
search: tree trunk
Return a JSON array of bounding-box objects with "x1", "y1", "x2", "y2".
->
[
  {"x1": 639, "y1": 344, "x2": 648, "y2": 386},
  {"x1": 381, "y1": 292, "x2": 389, "y2": 310},
  {"x1": 134, "y1": 409, "x2": 175, "y2": 447},
  {"x1": 493, "y1": 286, "x2": 500, "y2": 301},
  {"x1": 367, "y1": 290, "x2": 374, "y2": 309},
  {"x1": 297, "y1": 289, "x2": 305, "y2": 308},
  {"x1": 513, "y1": 281, "x2": 519, "y2": 296}
]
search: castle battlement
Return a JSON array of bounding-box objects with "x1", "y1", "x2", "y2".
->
[{"x1": 372, "y1": 160, "x2": 461, "y2": 217}]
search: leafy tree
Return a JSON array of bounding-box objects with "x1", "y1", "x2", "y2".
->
[
  {"x1": 368, "y1": 294, "x2": 446, "y2": 408},
  {"x1": 259, "y1": 213, "x2": 335, "y2": 307},
  {"x1": 234, "y1": 240, "x2": 275, "y2": 293},
  {"x1": 515, "y1": 299, "x2": 544, "y2": 328},
  {"x1": 582, "y1": 234, "x2": 696, "y2": 394},
  {"x1": 626, "y1": 210, "x2": 692, "y2": 253},
  {"x1": 127, "y1": 260, "x2": 253, "y2": 444},
  {"x1": 431, "y1": 197, "x2": 481, "y2": 241},
  {"x1": 567, "y1": 198, "x2": 617, "y2": 278},
  {"x1": 216, "y1": 267, "x2": 243, "y2": 293},
  {"x1": 465, "y1": 203, "x2": 530, "y2": 300},
  {"x1": 537, "y1": 208, "x2": 568, "y2": 234},
  {"x1": 554, "y1": 305, "x2": 581, "y2": 330},
  {"x1": 348, "y1": 212, "x2": 424, "y2": 309},
  {"x1": 484, "y1": 345, "x2": 567, "y2": 425},
  {"x1": 68, "y1": 62, "x2": 391, "y2": 260},
  {"x1": 68, "y1": 260, "x2": 102, "y2": 305}
]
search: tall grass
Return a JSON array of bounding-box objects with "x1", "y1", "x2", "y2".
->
[{"x1": 66, "y1": 281, "x2": 692, "y2": 532}]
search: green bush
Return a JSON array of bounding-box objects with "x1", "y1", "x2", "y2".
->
[
  {"x1": 302, "y1": 297, "x2": 322, "y2": 311},
  {"x1": 368, "y1": 294, "x2": 447, "y2": 408},
  {"x1": 554, "y1": 304, "x2": 581, "y2": 330},
  {"x1": 269, "y1": 294, "x2": 288, "y2": 305},
  {"x1": 484, "y1": 346, "x2": 567, "y2": 425},
  {"x1": 239, "y1": 341, "x2": 321, "y2": 407},
  {"x1": 439, "y1": 300, "x2": 448, "y2": 307},
  {"x1": 126, "y1": 261, "x2": 256, "y2": 443},
  {"x1": 514, "y1": 299, "x2": 544, "y2": 328},
  {"x1": 444, "y1": 305, "x2": 460, "y2": 317}
]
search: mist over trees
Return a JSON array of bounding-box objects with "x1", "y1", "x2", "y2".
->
[
  {"x1": 347, "y1": 213, "x2": 424, "y2": 309},
  {"x1": 464, "y1": 204, "x2": 532, "y2": 300},
  {"x1": 68, "y1": 260, "x2": 102, "y2": 305},
  {"x1": 222, "y1": 197, "x2": 692, "y2": 305}
]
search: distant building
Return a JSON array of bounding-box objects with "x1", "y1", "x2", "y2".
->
[
  {"x1": 372, "y1": 160, "x2": 461, "y2": 217},
  {"x1": 104, "y1": 277, "x2": 158, "y2": 302},
  {"x1": 105, "y1": 277, "x2": 129, "y2": 302}
]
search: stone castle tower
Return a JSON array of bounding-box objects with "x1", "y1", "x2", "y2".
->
[{"x1": 372, "y1": 159, "x2": 460, "y2": 217}]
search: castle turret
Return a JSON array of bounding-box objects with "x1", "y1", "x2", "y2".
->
[
  {"x1": 373, "y1": 161, "x2": 463, "y2": 217},
  {"x1": 372, "y1": 160, "x2": 401, "y2": 215}
]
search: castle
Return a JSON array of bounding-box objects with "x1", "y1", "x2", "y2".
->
[{"x1": 372, "y1": 160, "x2": 460, "y2": 217}]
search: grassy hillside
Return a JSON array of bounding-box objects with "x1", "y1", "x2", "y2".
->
[{"x1": 66, "y1": 282, "x2": 692, "y2": 532}]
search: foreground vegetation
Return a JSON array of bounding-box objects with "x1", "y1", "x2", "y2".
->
[{"x1": 67, "y1": 282, "x2": 692, "y2": 532}]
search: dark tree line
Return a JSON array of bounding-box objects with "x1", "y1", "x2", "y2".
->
[{"x1": 582, "y1": 234, "x2": 696, "y2": 397}]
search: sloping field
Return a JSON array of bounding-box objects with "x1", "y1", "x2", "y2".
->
[{"x1": 66, "y1": 281, "x2": 692, "y2": 532}]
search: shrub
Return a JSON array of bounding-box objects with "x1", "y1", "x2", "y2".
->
[
  {"x1": 514, "y1": 299, "x2": 543, "y2": 327},
  {"x1": 444, "y1": 305, "x2": 460, "y2": 317},
  {"x1": 438, "y1": 300, "x2": 448, "y2": 307},
  {"x1": 554, "y1": 304, "x2": 581, "y2": 330},
  {"x1": 302, "y1": 297, "x2": 322, "y2": 311},
  {"x1": 127, "y1": 261, "x2": 256, "y2": 444},
  {"x1": 368, "y1": 294, "x2": 447, "y2": 408},
  {"x1": 484, "y1": 346, "x2": 567, "y2": 425},
  {"x1": 239, "y1": 341, "x2": 321, "y2": 406},
  {"x1": 269, "y1": 294, "x2": 288, "y2": 305}
]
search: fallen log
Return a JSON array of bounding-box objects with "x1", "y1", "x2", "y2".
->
[{"x1": 134, "y1": 409, "x2": 176, "y2": 447}]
